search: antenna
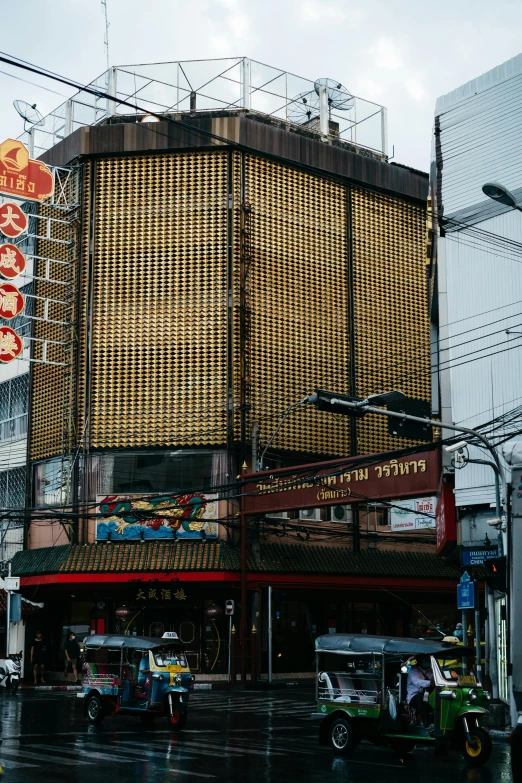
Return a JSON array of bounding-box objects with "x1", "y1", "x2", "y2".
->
[
  {"x1": 287, "y1": 90, "x2": 320, "y2": 125},
  {"x1": 101, "y1": 0, "x2": 110, "y2": 70},
  {"x1": 314, "y1": 78, "x2": 354, "y2": 118},
  {"x1": 13, "y1": 100, "x2": 45, "y2": 131}
]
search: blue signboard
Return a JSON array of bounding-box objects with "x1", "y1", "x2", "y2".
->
[
  {"x1": 457, "y1": 582, "x2": 475, "y2": 610},
  {"x1": 461, "y1": 547, "x2": 499, "y2": 567}
]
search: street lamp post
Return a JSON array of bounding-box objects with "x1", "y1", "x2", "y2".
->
[{"x1": 482, "y1": 180, "x2": 522, "y2": 724}]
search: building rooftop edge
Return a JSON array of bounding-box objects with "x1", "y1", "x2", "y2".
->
[{"x1": 435, "y1": 51, "x2": 522, "y2": 114}]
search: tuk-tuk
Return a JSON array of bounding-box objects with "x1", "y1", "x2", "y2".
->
[
  {"x1": 78, "y1": 631, "x2": 194, "y2": 729},
  {"x1": 314, "y1": 633, "x2": 492, "y2": 766}
]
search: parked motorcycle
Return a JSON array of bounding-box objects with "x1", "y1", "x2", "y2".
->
[{"x1": 0, "y1": 652, "x2": 22, "y2": 694}]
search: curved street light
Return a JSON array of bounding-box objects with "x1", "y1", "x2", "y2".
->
[{"x1": 482, "y1": 181, "x2": 522, "y2": 212}]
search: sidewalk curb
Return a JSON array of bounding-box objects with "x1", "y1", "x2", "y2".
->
[{"x1": 22, "y1": 685, "x2": 82, "y2": 691}]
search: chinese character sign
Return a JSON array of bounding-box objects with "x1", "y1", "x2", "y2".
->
[
  {"x1": 390, "y1": 496, "x2": 437, "y2": 531},
  {"x1": 0, "y1": 326, "x2": 23, "y2": 363},
  {"x1": 95, "y1": 492, "x2": 219, "y2": 540},
  {"x1": 0, "y1": 283, "x2": 24, "y2": 319},
  {"x1": 0, "y1": 244, "x2": 26, "y2": 279},
  {"x1": 136, "y1": 588, "x2": 188, "y2": 602},
  {"x1": 0, "y1": 203, "x2": 27, "y2": 238},
  {"x1": 0, "y1": 140, "x2": 54, "y2": 203}
]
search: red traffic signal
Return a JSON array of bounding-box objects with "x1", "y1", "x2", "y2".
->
[{"x1": 484, "y1": 556, "x2": 507, "y2": 593}]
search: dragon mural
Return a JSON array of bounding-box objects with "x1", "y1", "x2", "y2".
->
[{"x1": 96, "y1": 492, "x2": 218, "y2": 540}]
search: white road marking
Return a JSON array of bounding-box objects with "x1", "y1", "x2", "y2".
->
[
  {"x1": 28, "y1": 743, "x2": 137, "y2": 763},
  {"x1": 0, "y1": 747, "x2": 96, "y2": 766}
]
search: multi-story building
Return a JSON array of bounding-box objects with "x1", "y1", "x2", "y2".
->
[
  {"x1": 10, "y1": 58, "x2": 462, "y2": 677},
  {"x1": 431, "y1": 53, "x2": 522, "y2": 711}
]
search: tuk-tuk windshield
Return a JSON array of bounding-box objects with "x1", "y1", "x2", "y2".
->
[
  {"x1": 437, "y1": 656, "x2": 460, "y2": 682},
  {"x1": 153, "y1": 646, "x2": 187, "y2": 667}
]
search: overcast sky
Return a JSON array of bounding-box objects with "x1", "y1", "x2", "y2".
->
[{"x1": 1, "y1": 0, "x2": 521, "y2": 172}]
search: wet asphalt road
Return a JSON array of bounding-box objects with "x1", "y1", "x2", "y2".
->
[{"x1": 0, "y1": 689, "x2": 512, "y2": 782}]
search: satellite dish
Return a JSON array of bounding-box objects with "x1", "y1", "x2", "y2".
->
[
  {"x1": 314, "y1": 78, "x2": 354, "y2": 113},
  {"x1": 287, "y1": 89, "x2": 320, "y2": 125},
  {"x1": 13, "y1": 100, "x2": 45, "y2": 130}
]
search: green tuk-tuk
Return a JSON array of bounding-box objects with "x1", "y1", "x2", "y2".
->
[{"x1": 314, "y1": 633, "x2": 492, "y2": 765}]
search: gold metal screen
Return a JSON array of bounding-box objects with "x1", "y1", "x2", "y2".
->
[
  {"x1": 351, "y1": 188, "x2": 430, "y2": 454},
  {"x1": 243, "y1": 155, "x2": 351, "y2": 456},
  {"x1": 89, "y1": 151, "x2": 229, "y2": 448},
  {"x1": 30, "y1": 182, "x2": 79, "y2": 462}
]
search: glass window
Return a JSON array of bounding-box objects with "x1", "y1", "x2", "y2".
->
[
  {"x1": 108, "y1": 452, "x2": 216, "y2": 494},
  {"x1": 153, "y1": 647, "x2": 187, "y2": 667}
]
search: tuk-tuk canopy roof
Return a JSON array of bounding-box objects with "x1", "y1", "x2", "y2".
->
[
  {"x1": 84, "y1": 634, "x2": 183, "y2": 650},
  {"x1": 315, "y1": 633, "x2": 472, "y2": 656}
]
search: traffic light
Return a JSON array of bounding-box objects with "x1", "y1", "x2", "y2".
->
[
  {"x1": 387, "y1": 397, "x2": 433, "y2": 442},
  {"x1": 310, "y1": 390, "x2": 367, "y2": 417},
  {"x1": 484, "y1": 556, "x2": 507, "y2": 593}
]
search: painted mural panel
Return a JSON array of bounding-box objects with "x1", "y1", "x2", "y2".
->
[{"x1": 95, "y1": 492, "x2": 218, "y2": 540}]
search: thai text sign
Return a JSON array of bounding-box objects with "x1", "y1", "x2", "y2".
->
[
  {"x1": 96, "y1": 492, "x2": 219, "y2": 540},
  {"x1": 0, "y1": 139, "x2": 54, "y2": 202},
  {"x1": 242, "y1": 451, "x2": 440, "y2": 514},
  {"x1": 390, "y1": 496, "x2": 436, "y2": 531}
]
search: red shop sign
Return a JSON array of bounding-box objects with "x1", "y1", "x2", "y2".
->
[
  {"x1": 0, "y1": 202, "x2": 27, "y2": 238},
  {"x1": 0, "y1": 282, "x2": 24, "y2": 319},
  {"x1": 242, "y1": 450, "x2": 441, "y2": 515},
  {"x1": 0, "y1": 243, "x2": 26, "y2": 279},
  {"x1": 0, "y1": 139, "x2": 54, "y2": 203},
  {"x1": 0, "y1": 325, "x2": 23, "y2": 363}
]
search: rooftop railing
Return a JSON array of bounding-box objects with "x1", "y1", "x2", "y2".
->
[{"x1": 19, "y1": 57, "x2": 387, "y2": 160}]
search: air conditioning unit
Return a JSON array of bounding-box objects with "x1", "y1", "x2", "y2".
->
[
  {"x1": 329, "y1": 505, "x2": 352, "y2": 523},
  {"x1": 299, "y1": 508, "x2": 321, "y2": 522},
  {"x1": 266, "y1": 511, "x2": 289, "y2": 520}
]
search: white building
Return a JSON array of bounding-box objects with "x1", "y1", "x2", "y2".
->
[{"x1": 432, "y1": 54, "x2": 522, "y2": 714}]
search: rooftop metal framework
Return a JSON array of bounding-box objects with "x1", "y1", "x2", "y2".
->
[{"x1": 19, "y1": 57, "x2": 387, "y2": 159}]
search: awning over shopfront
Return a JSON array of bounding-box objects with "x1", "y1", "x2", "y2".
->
[
  {"x1": 11, "y1": 541, "x2": 462, "y2": 591},
  {"x1": 0, "y1": 589, "x2": 43, "y2": 617}
]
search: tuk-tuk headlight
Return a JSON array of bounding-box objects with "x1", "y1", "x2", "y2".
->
[
  {"x1": 174, "y1": 674, "x2": 182, "y2": 685},
  {"x1": 468, "y1": 688, "x2": 477, "y2": 701},
  {"x1": 483, "y1": 690, "x2": 491, "y2": 700}
]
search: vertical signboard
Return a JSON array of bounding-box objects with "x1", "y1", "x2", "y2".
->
[{"x1": 436, "y1": 475, "x2": 457, "y2": 556}]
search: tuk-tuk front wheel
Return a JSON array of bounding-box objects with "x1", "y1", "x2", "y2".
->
[
  {"x1": 329, "y1": 717, "x2": 357, "y2": 756},
  {"x1": 86, "y1": 694, "x2": 104, "y2": 724},
  {"x1": 462, "y1": 727, "x2": 492, "y2": 766},
  {"x1": 167, "y1": 703, "x2": 187, "y2": 731}
]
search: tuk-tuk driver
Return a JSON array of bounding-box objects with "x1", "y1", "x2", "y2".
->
[{"x1": 407, "y1": 656, "x2": 434, "y2": 727}]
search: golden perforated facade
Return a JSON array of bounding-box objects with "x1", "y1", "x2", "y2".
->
[
  {"x1": 30, "y1": 147, "x2": 429, "y2": 462},
  {"x1": 352, "y1": 189, "x2": 430, "y2": 454},
  {"x1": 88, "y1": 152, "x2": 229, "y2": 449}
]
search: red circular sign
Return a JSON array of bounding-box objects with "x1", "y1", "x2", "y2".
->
[
  {"x1": 0, "y1": 243, "x2": 26, "y2": 279},
  {"x1": 0, "y1": 202, "x2": 27, "y2": 238},
  {"x1": 0, "y1": 326, "x2": 23, "y2": 363},
  {"x1": 0, "y1": 282, "x2": 24, "y2": 319}
]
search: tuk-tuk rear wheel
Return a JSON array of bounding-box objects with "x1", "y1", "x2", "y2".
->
[
  {"x1": 329, "y1": 717, "x2": 356, "y2": 756},
  {"x1": 462, "y1": 728, "x2": 492, "y2": 766}
]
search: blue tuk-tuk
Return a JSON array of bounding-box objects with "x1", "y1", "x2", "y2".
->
[{"x1": 78, "y1": 632, "x2": 194, "y2": 729}]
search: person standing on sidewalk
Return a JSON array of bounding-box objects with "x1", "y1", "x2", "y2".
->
[
  {"x1": 64, "y1": 631, "x2": 80, "y2": 684},
  {"x1": 30, "y1": 630, "x2": 47, "y2": 685}
]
